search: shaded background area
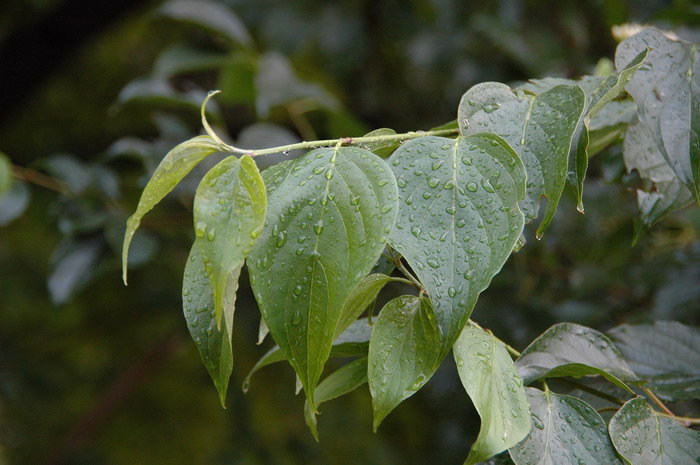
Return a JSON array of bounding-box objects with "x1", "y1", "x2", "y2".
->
[{"x1": 1, "y1": 0, "x2": 699, "y2": 464}]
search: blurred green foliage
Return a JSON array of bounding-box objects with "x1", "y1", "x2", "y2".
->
[{"x1": 0, "y1": 0, "x2": 698, "y2": 464}]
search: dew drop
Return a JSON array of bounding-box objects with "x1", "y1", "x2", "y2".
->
[
  {"x1": 314, "y1": 220, "x2": 324, "y2": 235},
  {"x1": 428, "y1": 177, "x2": 440, "y2": 188},
  {"x1": 466, "y1": 182, "x2": 478, "y2": 192},
  {"x1": 480, "y1": 178, "x2": 495, "y2": 193},
  {"x1": 195, "y1": 221, "x2": 207, "y2": 238},
  {"x1": 411, "y1": 226, "x2": 421, "y2": 237},
  {"x1": 426, "y1": 259, "x2": 439, "y2": 268},
  {"x1": 276, "y1": 231, "x2": 288, "y2": 247}
]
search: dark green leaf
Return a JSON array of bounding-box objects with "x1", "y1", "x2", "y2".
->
[
  {"x1": 368, "y1": 296, "x2": 440, "y2": 430},
  {"x1": 158, "y1": 0, "x2": 251, "y2": 47},
  {"x1": 516, "y1": 323, "x2": 638, "y2": 391},
  {"x1": 459, "y1": 83, "x2": 585, "y2": 236},
  {"x1": 336, "y1": 273, "x2": 393, "y2": 336},
  {"x1": 122, "y1": 136, "x2": 220, "y2": 283},
  {"x1": 623, "y1": 121, "x2": 694, "y2": 236},
  {"x1": 454, "y1": 325, "x2": 530, "y2": 465},
  {"x1": 0, "y1": 152, "x2": 11, "y2": 198},
  {"x1": 616, "y1": 28, "x2": 700, "y2": 203},
  {"x1": 609, "y1": 397, "x2": 700, "y2": 465},
  {"x1": 304, "y1": 356, "x2": 369, "y2": 441},
  {"x1": 182, "y1": 243, "x2": 236, "y2": 407},
  {"x1": 510, "y1": 388, "x2": 622, "y2": 465},
  {"x1": 243, "y1": 318, "x2": 372, "y2": 393},
  {"x1": 248, "y1": 147, "x2": 397, "y2": 407},
  {"x1": 388, "y1": 135, "x2": 525, "y2": 356},
  {"x1": 608, "y1": 321, "x2": 700, "y2": 401},
  {"x1": 361, "y1": 128, "x2": 400, "y2": 158},
  {"x1": 193, "y1": 155, "x2": 266, "y2": 326},
  {"x1": 154, "y1": 45, "x2": 229, "y2": 76}
]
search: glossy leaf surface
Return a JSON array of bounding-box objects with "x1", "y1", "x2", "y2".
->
[
  {"x1": 608, "y1": 321, "x2": 700, "y2": 401},
  {"x1": 192, "y1": 155, "x2": 266, "y2": 325},
  {"x1": 336, "y1": 273, "x2": 393, "y2": 336},
  {"x1": 182, "y1": 243, "x2": 237, "y2": 407},
  {"x1": 248, "y1": 147, "x2": 397, "y2": 406},
  {"x1": 616, "y1": 28, "x2": 700, "y2": 202},
  {"x1": 609, "y1": 397, "x2": 700, "y2": 465},
  {"x1": 516, "y1": 323, "x2": 637, "y2": 391},
  {"x1": 122, "y1": 136, "x2": 221, "y2": 283},
  {"x1": 368, "y1": 296, "x2": 440, "y2": 430},
  {"x1": 510, "y1": 388, "x2": 622, "y2": 465},
  {"x1": 388, "y1": 135, "x2": 525, "y2": 356},
  {"x1": 459, "y1": 83, "x2": 585, "y2": 235},
  {"x1": 454, "y1": 325, "x2": 530, "y2": 465}
]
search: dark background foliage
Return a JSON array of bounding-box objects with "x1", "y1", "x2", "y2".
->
[{"x1": 0, "y1": 1, "x2": 698, "y2": 464}]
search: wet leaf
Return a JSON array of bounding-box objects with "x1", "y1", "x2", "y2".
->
[
  {"x1": 616, "y1": 28, "x2": 700, "y2": 203},
  {"x1": 459, "y1": 83, "x2": 584, "y2": 236},
  {"x1": 368, "y1": 296, "x2": 441, "y2": 429},
  {"x1": 305, "y1": 356, "x2": 368, "y2": 441},
  {"x1": 122, "y1": 136, "x2": 220, "y2": 283},
  {"x1": 248, "y1": 147, "x2": 397, "y2": 407},
  {"x1": 609, "y1": 397, "x2": 700, "y2": 465},
  {"x1": 193, "y1": 155, "x2": 266, "y2": 326},
  {"x1": 510, "y1": 388, "x2": 622, "y2": 465},
  {"x1": 361, "y1": 128, "x2": 400, "y2": 158},
  {"x1": 388, "y1": 134, "x2": 525, "y2": 357},
  {"x1": 516, "y1": 323, "x2": 638, "y2": 392},
  {"x1": 454, "y1": 325, "x2": 530, "y2": 465},
  {"x1": 336, "y1": 273, "x2": 393, "y2": 337},
  {"x1": 182, "y1": 243, "x2": 237, "y2": 407},
  {"x1": 608, "y1": 321, "x2": 700, "y2": 401}
]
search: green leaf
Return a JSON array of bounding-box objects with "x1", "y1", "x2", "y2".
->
[
  {"x1": 182, "y1": 243, "x2": 236, "y2": 407},
  {"x1": 0, "y1": 180, "x2": 30, "y2": 226},
  {"x1": 454, "y1": 325, "x2": 530, "y2": 465},
  {"x1": 616, "y1": 28, "x2": 700, "y2": 203},
  {"x1": 368, "y1": 295, "x2": 441, "y2": 430},
  {"x1": 336, "y1": 273, "x2": 393, "y2": 337},
  {"x1": 304, "y1": 356, "x2": 369, "y2": 441},
  {"x1": 516, "y1": 323, "x2": 638, "y2": 392},
  {"x1": 243, "y1": 317, "x2": 372, "y2": 393},
  {"x1": 158, "y1": 0, "x2": 252, "y2": 47},
  {"x1": 361, "y1": 128, "x2": 400, "y2": 158},
  {"x1": 459, "y1": 83, "x2": 585, "y2": 236},
  {"x1": 122, "y1": 136, "x2": 221, "y2": 283},
  {"x1": 609, "y1": 397, "x2": 700, "y2": 465},
  {"x1": 623, "y1": 121, "x2": 694, "y2": 236},
  {"x1": 608, "y1": 321, "x2": 700, "y2": 401},
  {"x1": 248, "y1": 147, "x2": 397, "y2": 408},
  {"x1": 0, "y1": 152, "x2": 11, "y2": 198},
  {"x1": 154, "y1": 45, "x2": 229, "y2": 77},
  {"x1": 193, "y1": 155, "x2": 266, "y2": 326},
  {"x1": 510, "y1": 388, "x2": 623, "y2": 465},
  {"x1": 388, "y1": 134, "x2": 526, "y2": 356}
]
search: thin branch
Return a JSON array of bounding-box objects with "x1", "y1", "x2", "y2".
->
[
  {"x1": 655, "y1": 412, "x2": 700, "y2": 426},
  {"x1": 11, "y1": 165, "x2": 71, "y2": 195},
  {"x1": 643, "y1": 388, "x2": 675, "y2": 417}
]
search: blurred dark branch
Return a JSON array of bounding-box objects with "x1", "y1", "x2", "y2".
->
[
  {"x1": 0, "y1": 0, "x2": 157, "y2": 128},
  {"x1": 42, "y1": 332, "x2": 185, "y2": 465},
  {"x1": 12, "y1": 165, "x2": 71, "y2": 195}
]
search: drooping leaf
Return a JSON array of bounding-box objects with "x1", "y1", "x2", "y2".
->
[
  {"x1": 248, "y1": 147, "x2": 397, "y2": 407},
  {"x1": 368, "y1": 295, "x2": 441, "y2": 430},
  {"x1": 122, "y1": 136, "x2": 221, "y2": 283},
  {"x1": 304, "y1": 356, "x2": 369, "y2": 441},
  {"x1": 459, "y1": 83, "x2": 585, "y2": 235},
  {"x1": 516, "y1": 323, "x2": 638, "y2": 392},
  {"x1": 158, "y1": 0, "x2": 252, "y2": 47},
  {"x1": 388, "y1": 134, "x2": 526, "y2": 357},
  {"x1": 454, "y1": 325, "x2": 530, "y2": 465},
  {"x1": 0, "y1": 152, "x2": 11, "y2": 198},
  {"x1": 623, "y1": 121, "x2": 694, "y2": 237},
  {"x1": 243, "y1": 318, "x2": 372, "y2": 393},
  {"x1": 192, "y1": 155, "x2": 266, "y2": 326},
  {"x1": 509, "y1": 388, "x2": 622, "y2": 465},
  {"x1": 336, "y1": 273, "x2": 394, "y2": 337},
  {"x1": 616, "y1": 28, "x2": 700, "y2": 203},
  {"x1": 182, "y1": 243, "x2": 236, "y2": 407},
  {"x1": 609, "y1": 397, "x2": 700, "y2": 465},
  {"x1": 608, "y1": 321, "x2": 700, "y2": 401}
]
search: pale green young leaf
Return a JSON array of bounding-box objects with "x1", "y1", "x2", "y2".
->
[
  {"x1": 459, "y1": 83, "x2": 585, "y2": 236},
  {"x1": 248, "y1": 147, "x2": 397, "y2": 408},
  {"x1": 122, "y1": 135, "x2": 221, "y2": 283},
  {"x1": 453, "y1": 325, "x2": 530, "y2": 465},
  {"x1": 609, "y1": 397, "x2": 700, "y2": 465},
  {"x1": 182, "y1": 243, "x2": 237, "y2": 407},
  {"x1": 616, "y1": 28, "x2": 700, "y2": 203},
  {"x1": 304, "y1": 356, "x2": 368, "y2": 441},
  {"x1": 509, "y1": 388, "x2": 622, "y2": 465},
  {"x1": 609, "y1": 321, "x2": 700, "y2": 401},
  {"x1": 193, "y1": 155, "x2": 266, "y2": 326},
  {"x1": 516, "y1": 323, "x2": 638, "y2": 392},
  {"x1": 243, "y1": 318, "x2": 372, "y2": 393},
  {"x1": 388, "y1": 135, "x2": 525, "y2": 357},
  {"x1": 368, "y1": 295, "x2": 440, "y2": 430}
]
